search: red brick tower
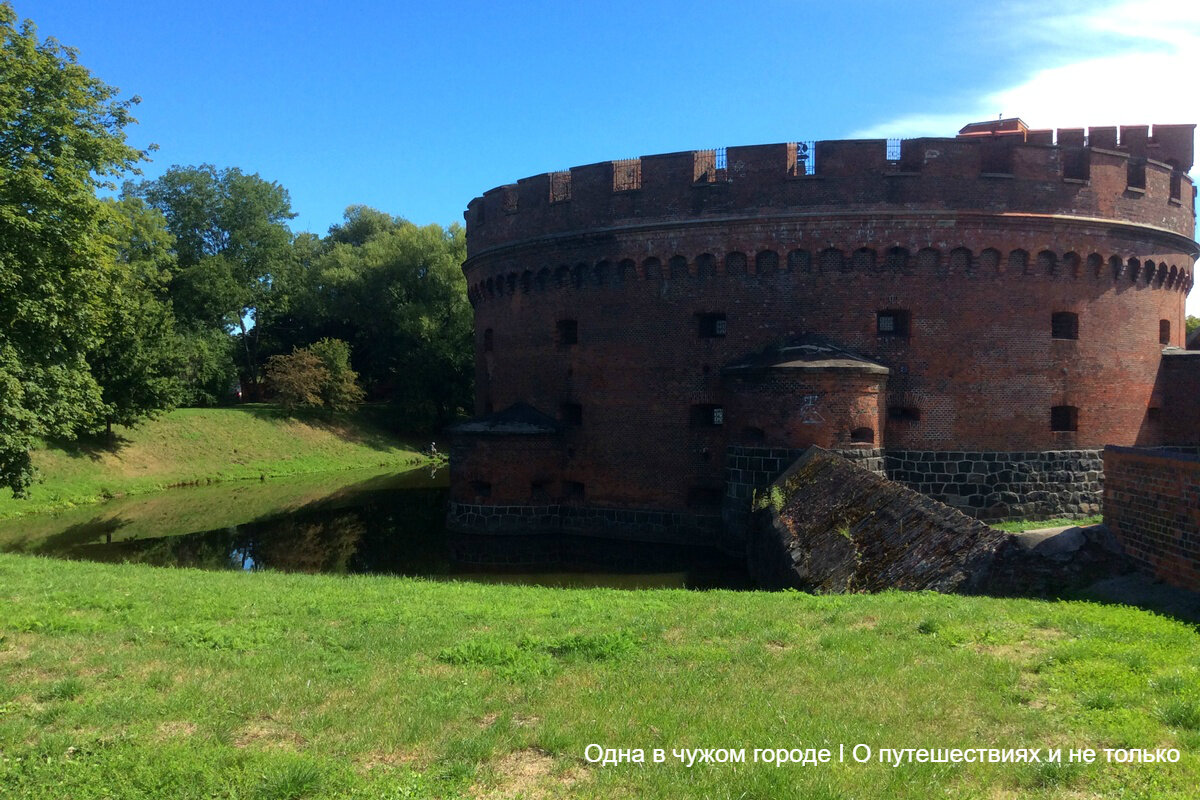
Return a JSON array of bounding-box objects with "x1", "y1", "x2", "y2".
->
[{"x1": 450, "y1": 123, "x2": 1197, "y2": 547}]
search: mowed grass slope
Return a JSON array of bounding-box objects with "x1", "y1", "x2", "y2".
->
[
  {"x1": 0, "y1": 406, "x2": 428, "y2": 519},
  {"x1": 0, "y1": 555, "x2": 1197, "y2": 799}
]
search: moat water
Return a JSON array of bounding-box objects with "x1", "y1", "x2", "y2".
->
[{"x1": 0, "y1": 467, "x2": 752, "y2": 590}]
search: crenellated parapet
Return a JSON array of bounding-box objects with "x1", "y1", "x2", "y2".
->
[{"x1": 465, "y1": 125, "x2": 1196, "y2": 259}]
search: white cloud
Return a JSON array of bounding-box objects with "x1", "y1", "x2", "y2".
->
[{"x1": 852, "y1": 0, "x2": 1200, "y2": 317}]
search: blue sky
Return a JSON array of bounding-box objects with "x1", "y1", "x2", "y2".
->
[{"x1": 14, "y1": 0, "x2": 1199, "y2": 315}]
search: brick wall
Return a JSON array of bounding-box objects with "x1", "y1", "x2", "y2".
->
[{"x1": 1104, "y1": 446, "x2": 1200, "y2": 590}]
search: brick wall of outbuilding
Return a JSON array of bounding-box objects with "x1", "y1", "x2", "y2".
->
[{"x1": 1104, "y1": 446, "x2": 1200, "y2": 591}]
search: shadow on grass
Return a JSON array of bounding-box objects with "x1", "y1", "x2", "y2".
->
[
  {"x1": 45, "y1": 432, "x2": 133, "y2": 462},
  {"x1": 1067, "y1": 575, "x2": 1200, "y2": 628},
  {"x1": 233, "y1": 403, "x2": 433, "y2": 454}
]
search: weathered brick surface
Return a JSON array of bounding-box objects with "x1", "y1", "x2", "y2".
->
[
  {"x1": 1104, "y1": 446, "x2": 1200, "y2": 591},
  {"x1": 454, "y1": 126, "x2": 1198, "y2": 542},
  {"x1": 748, "y1": 447, "x2": 1005, "y2": 592}
]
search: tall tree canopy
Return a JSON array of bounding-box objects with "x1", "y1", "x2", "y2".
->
[
  {"x1": 268, "y1": 206, "x2": 472, "y2": 426},
  {"x1": 126, "y1": 164, "x2": 296, "y2": 387},
  {"x1": 0, "y1": 2, "x2": 147, "y2": 495}
]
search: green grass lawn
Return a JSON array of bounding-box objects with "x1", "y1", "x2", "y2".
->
[
  {"x1": 0, "y1": 554, "x2": 1196, "y2": 798},
  {"x1": 0, "y1": 406, "x2": 431, "y2": 520},
  {"x1": 991, "y1": 516, "x2": 1104, "y2": 533}
]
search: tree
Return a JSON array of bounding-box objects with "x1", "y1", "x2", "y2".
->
[
  {"x1": 1187, "y1": 315, "x2": 1199, "y2": 336},
  {"x1": 0, "y1": 3, "x2": 146, "y2": 495},
  {"x1": 266, "y1": 348, "x2": 327, "y2": 410},
  {"x1": 126, "y1": 164, "x2": 296, "y2": 389},
  {"x1": 263, "y1": 207, "x2": 472, "y2": 426},
  {"x1": 309, "y1": 338, "x2": 365, "y2": 411},
  {"x1": 89, "y1": 198, "x2": 184, "y2": 436},
  {"x1": 265, "y1": 338, "x2": 363, "y2": 412}
]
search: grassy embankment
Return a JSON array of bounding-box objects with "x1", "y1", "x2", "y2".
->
[
  {"x1": 0, "y1": 406, "x2": 431, "y2": 520},
  {"x1": 1, "y1": 555, "x2": 1197, "y2": 798}
]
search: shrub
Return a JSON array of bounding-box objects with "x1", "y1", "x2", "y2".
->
[
  {"x1": 309, "y1": 338, "x2": 366, "y2": 411},
  {"x1": 265, "y1": 348, "x2": 328, "y2": 410}
]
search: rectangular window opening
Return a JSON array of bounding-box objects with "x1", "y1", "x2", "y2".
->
[
  {"x1": 1051, "y1": 312, "x2": 1079, "y2": 340},
  {"x1": 877, "y1": 309, "x2": 911, "y2": 338},
  {"x1": 888, "y1": 406, "x2": 921, "y2": 422},
  {"x1": 557, "y1": 319, "x2": 578, "y2": 345},
  {"x1": 698, "y1": 312, "x2": 727, "y2": 338},
  {"x1": 1050, "y1": 405, "x2": 1078, "y2": 432},
  {"x1": 690, "y1": 404, "x2": 724, "y2": 427},
  {"x1": 560, "y1": 402, "x2": 582, "y2": 427}
]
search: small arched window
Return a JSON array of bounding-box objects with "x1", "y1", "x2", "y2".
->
[
  {"x1": 886, "y1": 247, "x2": 910, "y2": 272},
  {"x1": 851, "y1": 248, "x2": 876, "y2": 271},
  {"x1": 1037, "y1": 250, "x2": 1057, "y2": 276},
  {"x1": 1109, "y1": 255, "x2": 1124, "y2": 281},
  {"x1": 979, "y1": 248, "x2": 1001, "y2": 274},
  {"x1": 1064, "y1": 252, "x2": 1081, "y2": 278},
  {"x1": 755, "y1": 250, "x2": 779, "y2": 274},
  {"x1": 1160, "y1": 319, "x2": 1171, "y2": 345},
  {"x1": 787, "y1": 249, "x2": 812, "y2": 273},
  {"x1": 669, "y1": 255, "x2": 689, "y2": 279},
  {"x1": 1008, "y1": 249, "x2": 1029, "y2": 274},
  {"x1": 724, "y1": 251, "x2": 747, "y2": 276},
  {"x1": 949, "y1": 247, "x2": 972, "y2": 276},
  {"x1": 819, "y1": 247, "x2": 844, "y2": 273}
]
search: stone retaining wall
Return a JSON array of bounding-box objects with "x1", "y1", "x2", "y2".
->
[{"x1": 885, "y1": 449, "x2": 1103, "y2": 520}]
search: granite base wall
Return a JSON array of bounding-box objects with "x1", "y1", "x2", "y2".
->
[
  {"x1": 885, "y1": 450, "x2": 1104, "y2": 521},
  {"x1": 447, "y1": 502, "x2": 725, "y2": 548}
]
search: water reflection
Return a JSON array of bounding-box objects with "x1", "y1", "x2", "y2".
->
[{"x1": 0, "y1": 468, "x2": 751, "y2": 590}]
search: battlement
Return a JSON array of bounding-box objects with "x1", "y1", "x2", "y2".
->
[{"x1": 465, "y1": 125, "x2": 1196, "y2": 258}]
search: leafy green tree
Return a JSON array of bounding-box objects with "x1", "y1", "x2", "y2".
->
[
  {"x1": 268, "y1": 207, "x2": 471, "y2": 426},
  {"x1": 89, "y1": 198, "x2": 184, "y2": 436},
  {"x1": 1187, "y1": 315, "x2": 1199, "y2": 336},
  {"x1": 177, "y1": 327, "x2": 240, "y2": 407},
  {"x1": 126, "y1": 164, "x2": 296, "y2": 388},
  {"x1": 0, "y1": 3, "x2": 146, "y2": 495},
  {"x1": 309, "y1": 338, "x2": 365, "y2": 411}
]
